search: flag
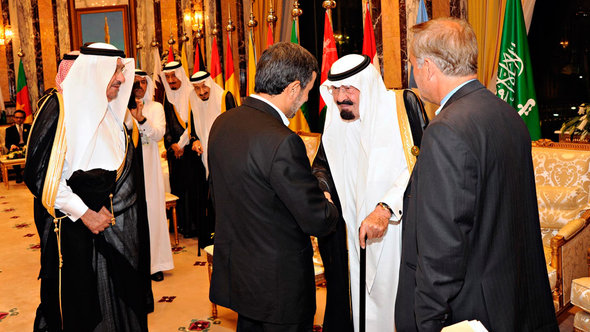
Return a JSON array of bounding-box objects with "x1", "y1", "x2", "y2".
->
[
  {"x1": 496, "y1": 0, "x2": 541, "y2": 140},
  {"x1": 181, "y1": 42, "x2": 189, "y2": 77},
  {"x1": 167, "y1": 45, "x2": 174, "y2": 63},
  {"x1": 225, "y1": 33, "x2": 241, "y2": 106},
  {"x1": 153, "y1": 47, "x2": 165, "y2": 103},
  {"x1": 210, "y1": 36, "x2": 224, "y2": 88},
  {"x1": 319, "y1": 10, "x2": 338, "y2": 115},
  {"x1": 16, "y1": 59, "x2": 32, "y2": 123},
  {"x1": 362, "y1": 2, "x2": 380, "y2": 74},
  {"x1": 193, "y1": 40, "x2": 206, "y2": 74},
  {"x1": 288, "y1": 18, "x2": 311, "y2": 133},
  {"x1": 266, "y1": 23, "x2": 274, "y2": 49},
  {"x1": 409, "y1": 0, "x2": 428, "y2": 88},
  {"x1": 247, "y1": 30, "x2": 257, "y2": 96}
]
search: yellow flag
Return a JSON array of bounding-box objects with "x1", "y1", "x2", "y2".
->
[
  {"x1": 247, "y1": 31, "x2": 256, "y2": 96},
  {"x1": 181, "y1": 43, "x2": 190, "y2": 77}
]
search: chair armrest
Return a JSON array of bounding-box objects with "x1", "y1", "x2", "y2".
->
[{"x1": 558, "y1": 218, "x2": 588, "y2": 240}]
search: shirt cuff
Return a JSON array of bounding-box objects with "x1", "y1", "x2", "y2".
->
[{"x1": 59, "y1": 195, "x2": 89, "y2": 221}]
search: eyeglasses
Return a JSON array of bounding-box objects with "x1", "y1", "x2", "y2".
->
[{"x1": 327, "y1": 85, "x2": 355, "y2": 96}]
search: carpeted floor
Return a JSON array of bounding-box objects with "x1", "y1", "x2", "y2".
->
[
  {"x1": 0, "y1": 177, "x2": 577, "y2": 332},
  {"x1": 0, "y1": 180, "x2": 326, "y2": 332}
]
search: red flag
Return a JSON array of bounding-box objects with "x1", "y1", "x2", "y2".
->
[
  {"x1": 210, "y1": 36, "x2": 223, "y2": 88},
  {"x1": 193, "y1": 41, "x2": 206, "y2": 74},
  {"x1": 319, "y1": 11, "x2": 338, "y2": 114},
  {"x1": 362, "y1": 2, "x2": 379, "y2": 73},
  {"x1": 266, "y1": 23, "x2": 274, "y2": 49},
  {"x1": 167, "y1": 45, "x2": 174, "y2": 63},
  {"x1": 225, "y1": 33, "x2": 241, "y2": 106}
]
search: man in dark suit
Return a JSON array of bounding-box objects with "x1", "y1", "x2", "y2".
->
[
  {"x1": 208, "y1": 42, "x2": 339, "y2": 332},
  {"x1": 5, "y1": 109, "x2": 30, "y2": 182},
  {"x1": 5, "y1": 109, "x2": 30, "y2": 150},
  {"x1": 395, "y1": 18, "x2": 558, "y2": 331}
]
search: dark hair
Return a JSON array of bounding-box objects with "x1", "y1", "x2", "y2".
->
[
  {"x1": 13, "y1": 110, "x2": 26, "y2": 117},
  {"x1": 254, "y1": 42, "x2": 318, "y2": 95}
]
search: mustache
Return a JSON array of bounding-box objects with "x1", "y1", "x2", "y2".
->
[
  {"x1": 112, "y1": 81, "x2": 122, "y2": 87},
  {"x1": 337, "y1": 100, "x2": 353, "y2": 106}
]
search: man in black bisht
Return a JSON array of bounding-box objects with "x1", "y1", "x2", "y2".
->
[
  {"x1": 24, "y1": 43, "x2": 153, "y2": 332},
  {"x1": 160, "y1": 61, "x2": 209, "y2": 244}
]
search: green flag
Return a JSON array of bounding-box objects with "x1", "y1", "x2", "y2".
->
[
  {"x1": 496, "y1": 0, "x2": 541, "y2": 140},
  {"x1": 287, "y1": 19, "x2": 311, "y2": 133}
]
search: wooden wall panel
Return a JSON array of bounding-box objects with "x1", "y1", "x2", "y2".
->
[
  {"x1": 382, "y1": 0, "x2": 401, "y2": 89},
  {"x1": 160, "y1": 0, "x2": 178, "y2": 56},
  {"x1": 39, "y1": 0, "x2": 56, "y2": 91},
  {"x1": 432, "y1": 0, "x2": 450, "y2": 18}
]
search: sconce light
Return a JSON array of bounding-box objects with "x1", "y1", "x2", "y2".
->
[
  {"x1": 0, "y1": 25, "x2": 14, "y2": 46},
  {"x1": 184, "y1": 9, "x2": 204, "y2": 39}
]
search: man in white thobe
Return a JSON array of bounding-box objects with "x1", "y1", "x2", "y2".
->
[
  {"x1": 127, "y1": 69, "x2": 174, "y2": 282},
  {"x1": 188, "y1": 71, "x2": 236, "y2": 177},
  {"x1": 25, "y1": 43, "x2": 153, "y2": 331},
  {"x1": 160, "y1": 61, "x2": 207, "y2": 242},
  {"x1": 315, "y1": 54, "x2": 410, "y2": 332}
]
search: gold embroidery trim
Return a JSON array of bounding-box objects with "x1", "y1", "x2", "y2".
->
[
  {"x1": 131, "y1": 120, "x2": 139, "y2": 147},
  {"x1": 41, "y1": 93, "x2": 67, "y2": 218},
  {"x1": 395, "y1": 90, "x2": 417, "y2": 173}
]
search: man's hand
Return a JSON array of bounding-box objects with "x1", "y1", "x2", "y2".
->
[
  {"x1": 80, "y1": 206, "x2": 114, "y2": 234},
  {"x1": 129, "y1": 99, "x2": 145, "y2": 122},
  {"x1": 192, "y1": 140, "x2": 203, "y2": 155},
  {"x1": 171, "y1": 143, "x2": 184, "y2": 159},
  {"x1": 359, "y1": 206, "x2": 391, "y2": 249},
  {"x1": 10, "y1": 144, "x2": 19, "y2": 151}
]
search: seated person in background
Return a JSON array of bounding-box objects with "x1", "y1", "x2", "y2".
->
[
  {"x1": 5, "y1": 109, "x2": 30, "y2": 182},
  {"x1": 5, "y1": 109, "x2": 30, "y2": 151}
]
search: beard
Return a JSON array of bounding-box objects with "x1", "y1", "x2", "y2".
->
[
  {"x1": 340, "y1": 109, "x2": 355, "y2": 120},
  {"x1": 134, "y1": 89, "x2": 146, "y2": 99},
  {"x1": 337, "y1": 99, "x2": 356, "y2": 120},
  {"x1": 286, "y1": 91, "x2": 307, "y2": 118}
]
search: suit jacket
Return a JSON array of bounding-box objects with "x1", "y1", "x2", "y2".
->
[
  {"x1": 395, "y1": 81, "x2": 558, "y2": 332},
  {"x1": 208, "y1": 96, "x2": 339, "y2": 324},
  {"x1": 5, "y1": 123, "x2": 31, "y2": 150}
]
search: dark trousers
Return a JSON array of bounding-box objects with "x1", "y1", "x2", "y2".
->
[{"x1": 237, "y1": 314, "x2": 312, "y2": 332}]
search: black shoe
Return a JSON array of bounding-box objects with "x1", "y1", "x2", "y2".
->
[{"x1": 150, "y1": 272, "x2": 164, "y2": 282}]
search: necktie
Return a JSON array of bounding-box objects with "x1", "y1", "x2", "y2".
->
[{"x1": 18, "y1": 125, "x2": 23, "y2": 144}]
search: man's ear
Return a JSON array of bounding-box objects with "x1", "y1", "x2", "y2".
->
[{"x1": 285, "y1": 80, "x2": 301, "y2": 98}]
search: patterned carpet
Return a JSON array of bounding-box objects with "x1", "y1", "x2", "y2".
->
[{"x1": 0, "y1": 180, "x2": 327, "y2": 331}]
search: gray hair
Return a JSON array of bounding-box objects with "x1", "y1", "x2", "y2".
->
[{"x1": 409, "y1": 17, "x2": 478, "y2": 76}]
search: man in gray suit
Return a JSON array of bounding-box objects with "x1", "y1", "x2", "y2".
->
[{"x1": 395, "y1": 17, "x2": 558, "y2": 331}]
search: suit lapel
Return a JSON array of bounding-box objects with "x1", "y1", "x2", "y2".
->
[{"x1": 243, "y1": 96, "x2": 283, "y2": 124}]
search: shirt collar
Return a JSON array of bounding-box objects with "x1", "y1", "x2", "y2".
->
[
  {"x1": 250, "y1": 94, "x2": 290, "y2": 126},
  {"x1": 435, "y1": 79, "x2": 476, "y2": 116}
]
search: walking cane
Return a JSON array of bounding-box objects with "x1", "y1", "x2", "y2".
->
[{"x1": 360, "y1": 235, "x2": 367, "y2": 332}]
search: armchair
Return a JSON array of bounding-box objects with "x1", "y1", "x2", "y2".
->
[{"x1": 532, "y1": 141, "x2": 590, "y2": 313}]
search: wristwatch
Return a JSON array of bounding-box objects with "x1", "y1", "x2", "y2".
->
[{"x1": 376, "y1": 202, "x2": 393, "y2": 215}]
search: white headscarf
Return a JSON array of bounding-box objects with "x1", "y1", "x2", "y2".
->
[
  {"x1": 61, "y1": 43, "x2": 134, "y2": 172},
  {"x1": 160, "y1": 61, "x2": 192, "y2": 122},
  {"x1": 189, "y1": 71, "x2": 223, "y2": 177},
  {"x1": 320, "y1": 54, "x2": 409, "y2": 291},
  {"x1": 134, "y1": 69, "x2": 155, "y2": 104}
]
